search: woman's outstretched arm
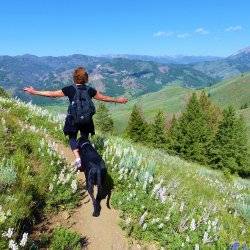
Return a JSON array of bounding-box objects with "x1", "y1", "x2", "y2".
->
[
  {"x1": 23, "y1": 86, "x2": 65, "y2": 98},
  {"x1": 94, "y1": 91, "x2": 128, "y2": 104}
]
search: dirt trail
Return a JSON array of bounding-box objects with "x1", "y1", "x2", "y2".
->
[{"x1": 47, "y1": 141, "x2": 155, "y2": 250}]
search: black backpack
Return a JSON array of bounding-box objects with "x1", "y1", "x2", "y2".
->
[{"x1": 67, "y1": 85, "x2": 96, "y2": 126}]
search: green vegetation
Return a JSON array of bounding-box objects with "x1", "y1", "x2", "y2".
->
[
  {"x1": 208, "y1": 73, "x2": 250, "y2": 109},
  {"x1": 110, "y1": 84, "x2": 193, "y2": 133},
  {"x1": 0, "y1": 97, "x2": 80, "y2": 249},
  {"x1": 0, "y1": 94, "x2": 249, "y2": 249},
  {"x1": 49, "y1": 227, "x2": 82, "y2": 250},
  {"x1": 125, "y1": 93, "x2": 249, "y2": 176},
  {"x1": 94, "y1": 103, "x2": 114, "y2": 134},
  {"x1": 102, "y1": 137, "x2": 250, "y2": 249},
  {"x1": 0, "y1": 86, "x2": 9, "y2": 98},
  {"x1": 125, "y1": 105, "x2": 148, "y2": 142},
  {"x1": 210, "y1": 107, "x2": 249, "y2": 175},
  {"x1": 240, "y1": 107, "x2": 250, "y2": 150},
  {"x1": 148, "y1": 111, "x2": 167, "y2": 149}
]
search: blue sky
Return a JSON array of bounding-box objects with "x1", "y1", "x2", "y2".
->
[{"x1": 0, "y1": 0, "x2": 249, "y2": 57}]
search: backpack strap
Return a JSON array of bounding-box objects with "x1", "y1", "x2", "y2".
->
[{"x1": 72, "y1": 84, "x2": 90, "y2": 100}]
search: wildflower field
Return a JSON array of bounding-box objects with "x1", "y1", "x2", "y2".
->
[{"x1": 0, "y1": 95, "x2": 249, "y2": 249}]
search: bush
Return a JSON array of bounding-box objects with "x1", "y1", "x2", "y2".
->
[{"x1": 49, "y1": 227, "x2": 82, "y2": 250}]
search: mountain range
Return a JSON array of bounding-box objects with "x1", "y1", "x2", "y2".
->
[
  {"x1": 0, "y1": 46, "x2": 250, "y2": 105},
  {"x1": 100, "y1": 54, "x2": 222, "y2": 64}
]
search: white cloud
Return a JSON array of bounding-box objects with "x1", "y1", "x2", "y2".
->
[
  {"x1": 195, "y1": 27, "x2": 209, "y2": 35},
  {"x1": 225, "y1": 25, "x2": 243, "y2": 32},
  {"x1": 153, "y1": 31, "x2": 174, "y2": 37},
  {"x1": 177, "y1": 33, "x2": 190, "y2": 38}
]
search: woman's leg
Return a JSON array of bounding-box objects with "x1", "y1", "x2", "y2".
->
[{"x1": 68, "y1": 133, "x2": 81, "y2": 160}]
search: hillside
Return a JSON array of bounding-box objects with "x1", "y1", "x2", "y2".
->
[
  {"x1": 110, "y1": 84, "x2": 193, "y2": 133},
  {"x1": 208, "y1": 73, "x2": 250, "y2": 109},
  {"x1": 0, "y1": 94, "x2": 249, "y2": 248},
  {"x1": 110, "y1": 73, "x2": 250, "y2": 133}
]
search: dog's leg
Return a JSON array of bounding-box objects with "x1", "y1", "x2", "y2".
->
[{"x1": 88, "y1": 184, "x2": 100, "y2": 217}]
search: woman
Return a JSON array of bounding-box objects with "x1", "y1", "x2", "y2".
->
[{"x1": 23, "y1": 67, "x2": 128, "y2": 168}]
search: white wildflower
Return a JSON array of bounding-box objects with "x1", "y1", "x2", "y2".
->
[
  {"x1": 53, "y1": 174, "x2": 57, "y2": 182},
  {"x1": 6, "y1": 209, "x2": 11, "y2": 216},
  {"x1": 2, "y1": 228, "x2": 14, "y2": 238},
  {"x1": 125, "y1": 217, "x2": 131, "y2": 226},
  {"x1": 142, "y1": 223, "x2": 147, "y2": 230},
  {"x1": 9, "y1": 240, "x2": 19, "y2": 250},
  {"x1": 139, "y1": 211, "x2": 148, "y2": 225},
  {"x1": 151, "y1": 218, "x2": 160, "y2": 224},
  {"x1": 179, "y1": 201, "x2": 185, "y2": 212},
  {"x1": 190, "y1": 218, "x2": 196, "y2": 231},
  {"x1": 194, "y1": 244, "x2": 199, "y2": 250},
  {"x1": 165, "y1": 214, "x2": 170, "y2": 221},
  {"x1": 71, "y1": 179, "x2": 77, "y2": 193},
  {"x1": 202, "y1": 231, "x2": 209, "y2": 244},
  {"x1": 19, "y1": 232, "x2": 28, "y2": 247},
  {"x1": 49, "y1": 183, "x2": 53, "y2": 192},
  {"x1": 186, "y1": 235, "x2": 190, "y2": 242},
  {"x1": 158, "y1": 223, "x2": 164, "y2": 229}
]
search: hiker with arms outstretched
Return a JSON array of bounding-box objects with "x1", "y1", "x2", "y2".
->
[{"x1": 23, "y1": 67, "x2": 128, "y2": 169}]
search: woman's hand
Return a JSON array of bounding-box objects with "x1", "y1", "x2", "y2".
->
[
  {"x1": 115, "y1": 97, "x2": 128, "y2": 104},
  {"x1": 23, "y1": 86, "x2": 37, "y2": 95}
]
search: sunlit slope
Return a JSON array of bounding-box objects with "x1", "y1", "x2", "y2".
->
[
  {"x1": 110, "y1": 84, "x2": 193, "y2": 133},
  {"x1": 110, "y1": 73, "x2": 250, "y2": 133},
  {"x1": 208, "y1": 73, "x2": 250, "y2": 109}
]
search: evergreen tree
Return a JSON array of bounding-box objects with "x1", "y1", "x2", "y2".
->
[
  {"x1": 125, "y1": 105, "x2": 148, "y2": 142},
  {"x1": 169, "y1": 93, "x2": 213, "y2": 164},
  {"x1": 94, "y1": 103, "x2": 114, "y2": 134},
  {"x1": 168, "y1": 114, "x2": 181, "y2": 154},
  {"x1": 149, "y1": 111, "x2": 167, "y2": 148},
  {"x1": 210, "y1": 106, "x2": 249, "y2": 175},
  {"x1": 199, "y1": 91, "x2": 222, "y2": 133}
]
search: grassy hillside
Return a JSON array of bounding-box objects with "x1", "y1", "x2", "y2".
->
[
  {"x1": 110, "y1": 84, "x2": 193, "y2": 133},
  {"x1": 103, "y1": 136, "x2": 250, "y2": 248},
  {"x1": 109, "y1": 73, "x2": 250, "y2": 133},
  {"x1": 0, "y1": 96, "x2": 81, "y2": 248},
  {"x1": 208, "y1": 73, "x2": 250, "y2": 109}
]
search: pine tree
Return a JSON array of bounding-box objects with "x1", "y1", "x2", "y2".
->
[
  {"x1": 199, "y1": 91, "x2": 222, "y2": 133},
  {"x1": 210, "y1": 106, "x2": 249, "y2": 175},
  {"x1": 94, "y1": 103, "x2": 114, "y2": 134},
  {"x1": 168, "y1": 114, "x2": 181, "y2": 154},
  {"x1": 149, "y1": 111, "x2": 167, "y2": 148},
  {"x1": 125, "y1": 105, "x2": 148, "y2": 142},
  {"x1": 169, "y1": 93, "x2": 213, "y2": 164}
]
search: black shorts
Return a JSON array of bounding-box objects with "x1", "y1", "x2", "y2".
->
[{"x1": 63, "y1": 114, "x2": 95, "y2": 136}]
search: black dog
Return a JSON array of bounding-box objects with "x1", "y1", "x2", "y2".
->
[{"x1": 77, "y1": 137, "x2": 111, "y2": 217}]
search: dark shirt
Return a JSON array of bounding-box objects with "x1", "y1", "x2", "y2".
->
[
  {"x1": 61, "y1": 84, "x2": 97, "y2": 136},
  {"x1": 62, "y1": 84, "x2": 97, "y2": 103}
]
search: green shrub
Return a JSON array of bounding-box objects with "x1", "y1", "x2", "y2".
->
[{"x1": 49, "y1": 227, "x2": 82, "y2": 250}]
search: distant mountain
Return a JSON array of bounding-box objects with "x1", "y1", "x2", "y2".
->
[
  {"x1": 192, "y1": 46, "x2": 250, "y2": 79},
  {"x1": 0, "y1": 54, "x2": 216, "y2": 105},
  {"x1": 1, "y1": 46, "x2": 250, "y2": 105},
  {"x1": 102, "y1": 54, "x2": 222, "y2": 64}
]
